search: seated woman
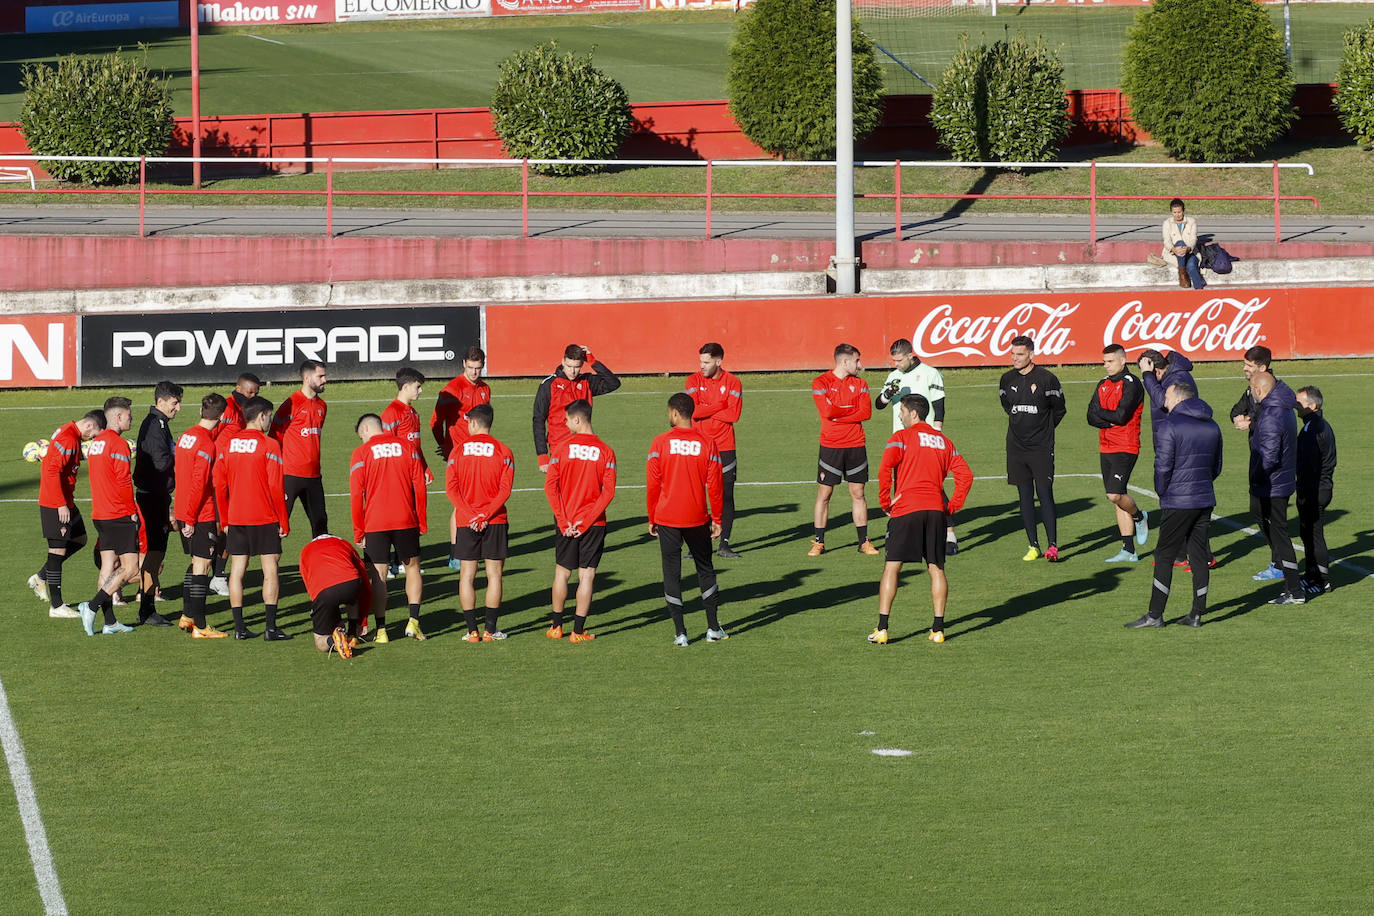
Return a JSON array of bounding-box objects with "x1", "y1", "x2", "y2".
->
[{"x1": 1162, "y1": 197, "x2": 1206, "y2": 290}]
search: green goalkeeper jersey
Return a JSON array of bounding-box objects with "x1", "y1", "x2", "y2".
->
[{"x1": 878, "y1": 362, "x2": 946, "y2": 432}]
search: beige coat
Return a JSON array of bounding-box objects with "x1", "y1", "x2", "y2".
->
[{"x1": 1162, "y1": 215, "x2": 1199, "y2": 264}]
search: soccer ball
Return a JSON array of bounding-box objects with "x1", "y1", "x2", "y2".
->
[
  {"x1": 126, "y1": 438, "x2": 138, "y2": 457},
  {"x1": 81, "y1": 441, "x2": 90, "y2": 458},
  {"x1": 36, "y1": 438, "x2": 49, "y2": 458},
  {"x1": 22, "y1": 441, "x2": 41, "y2": 462}
]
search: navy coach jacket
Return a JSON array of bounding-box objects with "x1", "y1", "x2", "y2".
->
[
  {"x1": 1154, "y1": 396, "x2": 1223, "y2": 509},
  {"x1": 1141, "y1": 352, "x2": 1196, "y2": 445},
  {"x1": 1248, "y1": 380, "x2": 1299, "y2": 498}
]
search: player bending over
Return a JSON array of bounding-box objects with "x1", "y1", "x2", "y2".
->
[{"x1": 300, "y1": 535, "x2": 373, "y2": 658}]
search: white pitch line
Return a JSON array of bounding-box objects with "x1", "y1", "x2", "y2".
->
[
  {"x1": 244, "y1": 34, "x2": 285, "y2": 45},
  {"x1": 0, "y1": 676, "x2": 68, "y2": 916}
]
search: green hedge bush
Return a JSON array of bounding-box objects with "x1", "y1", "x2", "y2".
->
[
  {"x1": 1122, "y1": 0, "x2": 1295, "y2": 161},
  {"x1": 19, "y1": 50, "x2": 174, "y2": 186},
  {"x1": 726, "y1": 0, "x2": 883, "y2": 160},
  {"x1": 929, "y1": 34, "x2": 1070, "y2": 164},
  {"x1": 490, "y1": 42, "x2": 633, "y2": 177},
  {"x1": 1335, "y1": 20, "x2": 1374, "y2": 147}
]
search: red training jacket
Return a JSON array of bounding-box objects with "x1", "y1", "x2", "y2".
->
[
  {"x1": 382, "y1": 398, "x2": 433, "y2": 483},
  {"x1": 812, "y1": 370, "x2": 871, "y2": 449},
  {"x1": 86, "y1": 429, "x2": 138, "y2": 521},
  {"x1": 446, "y1": 432, "x2": 515, "y2": 527},
  {"x1": 39, "y1": 422, "x2": 82, "y2": 509},
  {"x1": 1087, "y1": 372, "x2": 1144, "y2": 456},
  {"x1": 299, "y1": 535, "x2": 373, "y2": 611},
  {"x1": 174, "y1": 424, "x2": 218, "y2": 525},
  {"x1": 349, "y1": 432, "x2": 430, "y2": 541},
  {"x1": 686, "y1": 369, "x2": 743, "y2": 452},
  {"x1": 646, "y1": 426, "x2": 723, "y2": 528},
  {"x1": 430, "y1": 375, "x2": 491, "y2": 458},
  {"x1": 213, "y1": 429, "x2": 290, "y2": 532},
  {"x1": 270, "y1": 392, "x2": 327, "y2": 478},
  {"x1": 878, "y1": 422, "x2": 974, "y2": 518},
  {"x1": 215, "y1": 392, "x2": 246, "y2": 442},
  {"x1": 544, "y1": 433, "x2": 617, "y2": 531}
]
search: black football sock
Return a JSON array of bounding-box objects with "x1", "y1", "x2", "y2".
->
[
  {"x1": 1122, "y1": 534, "x2": 1135, "y2": 553},
  {"x1": 551, "y1": 610, "x2": 564, "y2": 628},
  {"x1": 188, "y1": 574, "x2": 210, "y2": 629},
  {"x1": 93, "y1": 590, "x2": 116, "y2": 626},
  {"x1": 375, "y1": 611, "x2": 386, "y2": 628},
  {"x1": 573, "y1": 614, "x2": 586, "y2": 634},
  {"x1": 812, "y1": 527, "x2": 825, "y2": 543},
  {"x1": 264, "y1": 604, "x2": 278, "y2": 630},
  {"x1": 45, "y1": 554, "x2": 64, "y2": 608},
  {"x1": 34, "y1": 562, "x2": 47, "y2": 584},
  {"x1": 931, "y1": 615, "x2": 944, "y2": 632},
  {"x1": 484, "y1": 608, "x2": 499, "y2": 633},
  {"x1": 668, "y1": 605, "x2": 687, "y2": 638},
  {"x1": 1132, "y1": 510, "x2": 1144, "y2": 523},
  {"x1": 878, "y1": 612, "x2": 890, "y2": 631},
  {"x1": 138, "y1": 589, "x2": 156, "y2": 618},
  {"x1": 856, "y1": 525, "x2": 868, "y2": 543},
  {"x1": 231, "y1": 606, "x2": 246, "y2": 631},
  {"x1": 408, "y1": 603, "x2": 420, "y2": 622},
  {"x1": 462, "y1": 608, "x2": 478, "y2": 633},
  {"x1": 212, "y1": 553, "x2": 227, "y2": 578}
]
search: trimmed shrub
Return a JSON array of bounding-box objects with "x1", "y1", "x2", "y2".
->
[
  {"x1": 1121, "y1": 0, "x2": 1295, "y2": 161},
  {"x1": 726, "y1": 0, "x2": 883, "y2": 160},
  {"x1": 1335, "y1": 20, "x2": 1374, "y2": 147},
  {"x1": 929, "y1": 34, "x2": 1070, "y2": 165},
  {"x1": 19, "y1": 49, "x2": 174, "y2": 186},
  {"x1": 490, "y1": 42, "x2": 633, "y2": 177}
]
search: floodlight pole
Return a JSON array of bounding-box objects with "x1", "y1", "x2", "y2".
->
[
  {"x1": 189, "y1": 0, "x2": 202, "y2": 188},
  {"x1": 834, "y1": 0, "x2": 857, "y2": 295}
]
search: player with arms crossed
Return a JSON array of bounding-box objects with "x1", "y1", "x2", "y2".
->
[
  {"x1": 30, "y1": 409, "x2": 104, "y2": 619},
  {"x1": 430, "y1": 348, "x2": 490, "y2": 564},
  {"x1": 543, "y1": 399, "x2": 617, "y2": 642},
  {"x1": 810, "y1": 343, "x2": 877, "y2": 557},
  {"x1": 685, "y1": 342, "x2": 743, "y2": 558},
  {"x1": 875, "y1": 338, "x2": 960, "y2": 554},
  {"x1": 647, "y1": 393, "x2": 727, "y2": 647},
  {"x1": 271, "y1": 359, "x2": 329, "y2": 538},
  {"x1": 999, "y1": 335, "x2": 1067, "y2": 562},
  {"x1": 216, "y1": 397, "x2": 292, "y2": 641},
  {"x1": 533, "y1": 344, "x2": 621, "y2": 474},
  {"x1": 381, "y1": 367, "x2": 434, "y2": 576},
  {"x1": 299, "y1": 535, "x2": 372, "y2": 658},
  {"x1": 869, "y1": 395, "x2": 973, "y2": 645},
  {"x1": 78, "y1": 397, "x2": 139, "y2": 636},
  {"x1": 447, "y1": 404, "x2": 515, "y2": 642},
  {"x1": 173, "y1": 394, "x2": 228, "y2": 638},
  {"x1": 1086, "y1": 344, "x2": 1149, "y2": 562},
  {"x1": 350, "y1": 413, "x2": 430, "y2": 643}
]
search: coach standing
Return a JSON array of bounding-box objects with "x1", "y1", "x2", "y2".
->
[
  {"x1": 1126, "y1": 382, "x2": 1222, "y2": 629},
  {"x1": 134, "y1": 380, "x2": 183, "y2": 627},
  {"x1": 1248, "y1": 373, "x2": 1304, "y2": 605},
  {"x1": 1295, "y1": 386, "x2": 1337, "y2": 596},
  {"x1": 999, "y1": 335, "x2": 1066, "y2": 562}
]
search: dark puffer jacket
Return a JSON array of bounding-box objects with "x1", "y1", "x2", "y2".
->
[
  {"x1": 1249, "y1": 380, "x2": 1299, "y2": 498},
  {"x1": 1154, "y1": 396, "x2": 1223, "y2": 509},
  {"x1": 1141, "y1": 352, "x2": 1196, "y2": 446}
]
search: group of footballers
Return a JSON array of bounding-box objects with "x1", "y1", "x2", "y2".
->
[{"x1": 28, "y1": 331, "x2": 1338, "y2": 651}]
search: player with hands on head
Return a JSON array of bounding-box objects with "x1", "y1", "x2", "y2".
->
[
  {"x1": 533, "y1": 344, "x2": 620, "y2": 475},
  {"x1": 543, "y1": 399, "x2": 617, "y2": 642}
]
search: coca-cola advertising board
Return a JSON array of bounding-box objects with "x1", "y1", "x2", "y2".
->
[{"x1": 482, "y1": 286, "x2": 1374, "y2": 376}]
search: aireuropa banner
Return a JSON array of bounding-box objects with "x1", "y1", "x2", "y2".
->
[
  {"x1": 492, "y1": 0, "x2": 641, "y2": 15},
  {"x1": 25, "y1": 1, "x2": 179, "y2": 32},
  {"x1": 79, "y1": 306, "x2": 481, "y2": 385},
  {"x1": 335, "y1": 0, "x2": 488, "y2": 20},
  {"x1": 199, "y1": 0, "x2": 334, "y2": 23},
  {"x1": 0, "y1": 316, "x2": 78, "y2": 388},
  {"x1": 482, "y1": 287, "x2": 1374, "y2": 375}
]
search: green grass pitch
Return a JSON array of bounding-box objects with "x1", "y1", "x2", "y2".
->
[{"x1": 1, "y1": 359, "x2": 1372, "y2": 912}]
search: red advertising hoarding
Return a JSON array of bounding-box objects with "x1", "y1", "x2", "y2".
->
[
  {"x1": 482, "y1": 287, "x2": 1374, "y2": 377},
  {"x1": 492, "y1": 0, "x2": 641, "y2": 15},
  {"x1": 0, "y1": 315, "x2": 78, "y2": 388}
]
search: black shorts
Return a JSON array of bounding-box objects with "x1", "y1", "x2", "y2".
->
[
  {"x1": 180, "y1": 523, "x2": 220, "y2": 560},
  {"x1": 453, "y1": 523, "x2": 509, "y2": 562},
  {"x1": 312, "y1": 579, "x2": 362, "y2": 636},
  {"x1": 226, "y1": 523, "x2": 281, "y2": 557},
  {"x1": 818, "y1": 445, "x2": 869, "y2": 486},
  {"x1": 40, "y1": 504, "x2": 86, "y2": 546},
  {"x1": 93, "y1": 516, "x2": 140, "y2": 556},
  {"x1": 555, "y1": 526, "x2": 606, "y2": 570},
  {"x1": 1100, "y1": 452, "x2": 1138, "y2": 495},
  {"x1": 1007, "y1": 447, "x2": 1054, "y2": 486},
  {"x1": 364, "y1": 528, "x2": 421, "y2": 565},
  {"x1": 885, "y1": 510, "x2": 948, "y2": 567},
  {"x1": 135, "y1": 490, "x2": 172, "y2": 553},
  {"x1": 719, "y1": 449, "x2": 738, "y2": 486}
]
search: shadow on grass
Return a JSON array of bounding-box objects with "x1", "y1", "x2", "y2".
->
[{"x1": 926, "y1": 566, "x2": 1133, "y2": 642}]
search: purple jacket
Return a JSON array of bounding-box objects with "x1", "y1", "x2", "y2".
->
[
  {"x1": 1249, "y1": 380, "x2": 1298, "y2": 498},
  {"x1": 1154, "y1": 396, "x2": 1223, "y2": 509},
  {"x1": 1141, "y1": 352, "x2": 1196, "y2": 447}
]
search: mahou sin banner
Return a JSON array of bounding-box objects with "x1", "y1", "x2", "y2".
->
[{"x1": 482, "y1": 287, "x2": 1374, "y2": 376}]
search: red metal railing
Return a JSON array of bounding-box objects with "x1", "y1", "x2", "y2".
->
[{"x1": 0, "y1": 155, "x2": 1318, "y2": 245}]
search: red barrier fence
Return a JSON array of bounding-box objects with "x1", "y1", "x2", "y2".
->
[
  {"x1": 0, "y1": 87, "x2": 1345, "y2": 172},
  {"x1": 7, "y1": 286, "x2": 1373, "y2": 388}
]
